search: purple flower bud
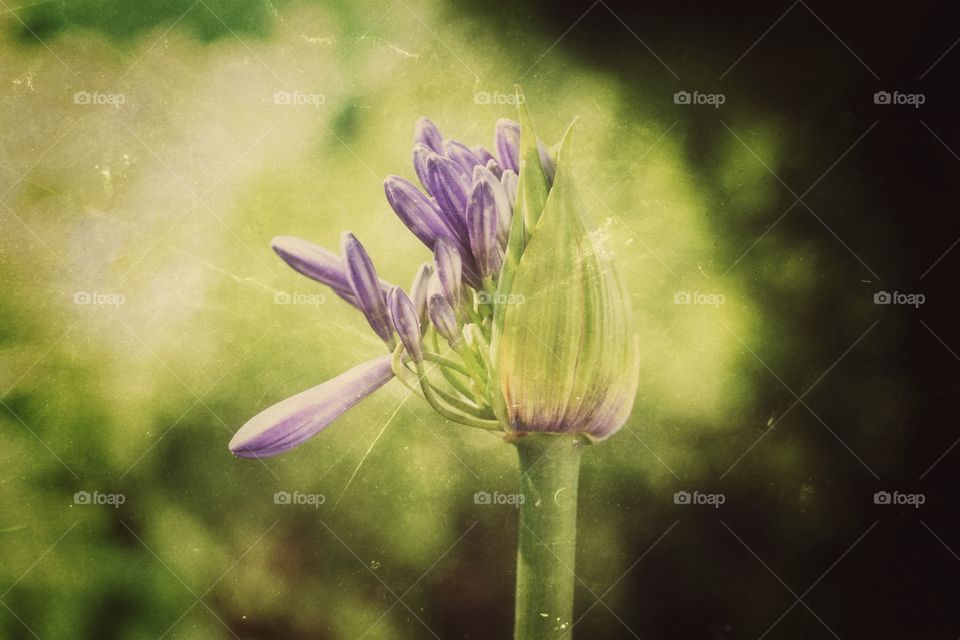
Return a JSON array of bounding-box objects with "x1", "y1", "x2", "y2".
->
[
  {"x1": 433, "y1": 238, "x2": 463, "y2": 307},
  {"x1": 428, "y1": 293, "x2": 459, "y2": 344},
  {"x1": 409, "y1": 263, "x2": 432, "y2": 327},
  {"x1": 341, "y1": 232, "x2": 395, "y2": 348},
  {"x1": 387, "y1": 286, "x2": 423, "y2": 363},
  {"x1": 495, "y1": 118, "x2": 521, "y2": 173},
  {"x1": 412, "y1": 143, "x2": 433, "y2": 190},
  {"x1": 414, "y1": 116, "x2": 443, "y2": 153},
  {"x1": 466, "y1": 179, "x2": 503, "y2": 279},
  {"x1": 384, "y1": 176, "x2": 455, "y2": 249},
  {"x1": 472, "y1": 145, "x2": 496, "y2": 167},
  {"x1": 500, "y1": 169, "x2": 518, "y2": 210},
  {"x1": 443, "y1": 139, "x2": 482, "y2": 173},
  {"x1": 485, "y1": 157, "x2": 503, "y2": 178},
  {"x1": 426, "y1": 154, "x2": 471, "y2": 219},
  {"x1": 538, "y1": 139, "x2": 556, "y2": 185},
  {"x1": 271, "y1": 236, "x2": 357, "y2": 304},
  {"x1": 472, "y1": 165, "x2": 513, "y2": 247},
  {"x1": 229, "y1": 356, "x2": 394, "y2": 458}
]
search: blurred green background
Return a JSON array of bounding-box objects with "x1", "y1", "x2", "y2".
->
[{"x1": 2, "y1": 0, "x2": 958, "y2": 638}]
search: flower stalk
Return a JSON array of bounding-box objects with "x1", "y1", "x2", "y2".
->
[{"x1": 514, "y1": 433, "x2": 587, "y2": 640}]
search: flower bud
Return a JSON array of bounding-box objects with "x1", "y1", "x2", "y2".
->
[
  {"x1": 387, "y1": 286, "x2": 423, "y2": 363},
  {"x1": 409, "y1": 263, "x2": 433, "y2": 327},
  {"x1": 466, "y1": 178, "x2": 502, "y2": 279},
  {"x1": 428, "y1": 293, "x2": 460, "y2": 345},
  {"x1": 495, "y1": 118, "x2": 521, "y2": 173},
  {"x1": 433, "y1": 238, "x2": 463, "y2": 308},
  {"x1": 495, "y1": 124, "x2": 639, "y2": 440},
  {"x1": 414, "y1": 116, "x2": 443, "y2": 153},
  {"x1": 341, "y1": 232, "x2": 395, "y2": 349}
]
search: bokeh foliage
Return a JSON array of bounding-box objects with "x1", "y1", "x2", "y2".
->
[{"x1": 1, "y1": 0, "x2": 931, "y2": 638}]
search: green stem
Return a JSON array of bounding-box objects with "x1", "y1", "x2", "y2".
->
[{"x1": 514, "y1": 433, "x2": 587, "y2": 640}]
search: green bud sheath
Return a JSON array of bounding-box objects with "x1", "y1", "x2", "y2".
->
[{"x1": 497, "y1": 122, "x2": 640, "y2": 440}]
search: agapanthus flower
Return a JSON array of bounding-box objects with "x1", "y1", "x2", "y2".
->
[{"x1": 230, "y1": 100, "x2": 639, "y2": 458}]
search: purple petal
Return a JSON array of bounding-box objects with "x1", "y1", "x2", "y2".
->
[
  {"x1": 384, "y1": 175, "x2": 456, "y2": 249},
  {"x1": 495, "y1": 118, "x2": 521, "y2": 173},
  {"x1": 414, "y1": 117, "x2": 443, "y2": 153},
  {"x1": 472, "y1": 165, "x2": 512, "y2": 247},
  {"x1": 425, "y1": 155, "x2": 472, "y2": 241},
  {"x1": 538, "y1": 139, "x2": 556, "y2": 185},
  {"x1": 472, "y1": 145, "x2": 496, "y2": 167},
  {"x1": 485, "y1": 157, "x2": 503, "y2": 178},
  {"x1": 409, "y1": 263, "x2": 432, "y2": 327},
  {"x1": 387, "y1": 286, "x2": 423, "y2": 363},
  {"x1": 412, "y1": 144, "x2": 433, "y2": 191},
  {"x1": 342, "y1": 232, "x2": 395, "y2": 348},
  {"x1": 500, "y1": 169, "x2": 518, "y2": 210},
  {"x1": 230, "y1": 356, "x2": 395, "y2": 458},
  {"x1": 271, "y1": 236, "x2": 356, "y2": 304},
  {"x1": 433, "y1": 238, "x2": 463, "y2": 308},
  {"x1": 466, "y1": 179, "x2": 502, "y2": 279},
  {"x1": 428, "y1": 293, "x2": 459, "y2": 344},
  {"x1": 443, "y1": 139, "x2": 482, "y2": 173}
]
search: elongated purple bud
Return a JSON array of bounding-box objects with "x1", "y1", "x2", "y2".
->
[
  {"x1": 538, "y1": 139, "x2": 556, "y2": 185},
  {"x1": 414, "y1": 116, "x2": 443, "y2": 153},
  {"x1": 433, "y1": 238, "x2": 463, "y2": 307},
  {"x1": 500, "y1": 169, "x2": 518, "y2": 210},
  {"x1": 409, "y1": 263, "x2": 432, "y2": 326},
  {"x1": 443, "y1": 139, "x2": 482, "y2": 173},
  {"x1": 341, "y1": 232, "x2": 395, "y2": 348},
  {"x1": 387, "y1": 286, "x2": 423, "y2": 363},
  {"x1": 472, "y1": 145, "x2": 496, "y2": 167},
  {"x1": 229, "y1": 356, "x2": 394, "y2": 458},
  {"x1": 412, "y1": 143, "x2": 433, "y2": 190},
  {"x1": 472, "y1": 165, "x2": 512, "y2": 247},
  {"x1": 425, "y1": 155, "x2": 471, "y2": 248},
  {"x1": 426, "y1": 154, "x2": 471, "y2": 219},
  {"x1": 495, "y1": 118, "x2": 521, "y2": 173},
  {"x1": 271, "y1": 236, "x2": 356, "y2": 304},
  {"x1": 485, "y1": 157, "x2": 503, "y2": 178},
  {"x1": 428, "y1": 293, "x2": 459, "y2": 344},
  {"x1": 384, "y1": 176, "x2": 455, "y2": 249},
  {"x1": 466, "y1": 179, "x2": 502, "y2": 279}
]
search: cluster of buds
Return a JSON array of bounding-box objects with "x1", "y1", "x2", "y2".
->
[{"x1": 230, "y1": 98, "x2": 639, "y2": 458}]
